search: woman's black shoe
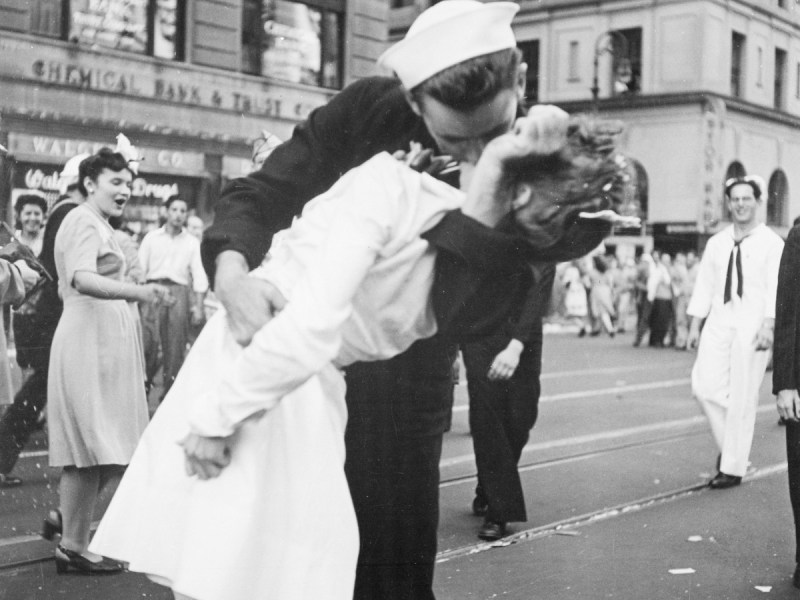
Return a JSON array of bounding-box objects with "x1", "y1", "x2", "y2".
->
[
  {"x1": 54, "y1": 545, "x2": 123, "y2": 575},
  {"x1": 41, "y1": 509, "x2": 63, "y2": 541}
]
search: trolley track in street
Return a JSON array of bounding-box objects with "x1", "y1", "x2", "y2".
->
[{"x1": 439, "y1": 427, "x2": 710, "y2": 489}]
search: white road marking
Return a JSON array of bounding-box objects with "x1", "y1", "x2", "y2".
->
[
  {"x1": 540, "y1": 362, "x2": 688, "y2": 380},
  {"x1": 452, "y1": 377, "x2": 692, "y2": 413}
]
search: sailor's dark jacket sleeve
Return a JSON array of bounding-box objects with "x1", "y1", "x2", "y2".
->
[{"x1": 773, "y1": 225, "x2": 800, "y2": 394}]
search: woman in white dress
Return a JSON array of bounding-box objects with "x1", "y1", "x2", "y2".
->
[{"x1": 90, "y1": 112, "x2": 633, "y2": 600}]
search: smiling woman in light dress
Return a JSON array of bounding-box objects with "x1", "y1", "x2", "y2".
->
[{"x1": 42, "y1": 148, "x2": 172, "y2": 575}]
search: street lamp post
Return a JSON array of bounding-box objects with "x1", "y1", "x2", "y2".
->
[{"x1": 591, "y1": 30, "x2": 631, "y2": 112}]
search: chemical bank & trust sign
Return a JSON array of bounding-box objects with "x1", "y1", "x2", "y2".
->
[{"x1": 29, "y1": 58, "x2": 322, "y2": 120}]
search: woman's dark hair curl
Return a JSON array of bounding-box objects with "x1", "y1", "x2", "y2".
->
[
  {"x1": 14, "y1": 194, "x2": 48, "y2": 217},
  {"x1": 508, "y1": 115, "x2": 635, "y2": 261},
  {"x1": 77, "y1": 148, "x2": 131, "y2": 197}
]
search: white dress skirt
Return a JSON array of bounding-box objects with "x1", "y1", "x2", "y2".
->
[
  {"x1": 89, "y1": 153, "x2": 464, "y2": 600},
  {"x1": 90, "y1": 310, "x2": 357, "y2": 600}
]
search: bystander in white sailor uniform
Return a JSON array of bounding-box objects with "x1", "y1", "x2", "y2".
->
[{"x1": 688, "y1": 185, "x2": 783, "y2": 484}]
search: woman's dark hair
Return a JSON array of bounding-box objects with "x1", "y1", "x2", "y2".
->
[
  {"x1": 593, "y1": 254, "x2": 609, "y2": 274},
  {"x1": 77, "y1": 148, "x2": 131, "y2": 196},
  {"x1": 14, "y1": 194, "x2": 48, "y2": 216},
  {"x1": 510, "y1": 116, "x2": 634, "y2": 260},
  {"x1": 724, "y1": 176, "x2": 762, "y2": 200},
  {"x1": 164, "y1": 195, "x2": 186, "y2": 210},
  {"x1": 410, "y1": 48, "x2": 522, "y2": 111}
]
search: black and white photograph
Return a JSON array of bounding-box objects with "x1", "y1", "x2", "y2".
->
[{"x1": 1, "y1": 1, "x2": 800, "y2": 599}]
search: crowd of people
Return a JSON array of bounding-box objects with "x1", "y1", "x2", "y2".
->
[
  {"x1": 553, "y1": 249, "x2": 700, "y2": 347},
  {"x1": 1, "y1": 1, "x2": 800, "y2": 598}
]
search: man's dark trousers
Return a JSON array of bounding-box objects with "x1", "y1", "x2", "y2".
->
[
  {"x1": 0, "y1": 363, "x2": 47, "y2": 475},
  {"x1": 462, "y1": 324, "x2": 542, "y2": 523},
  {"x1": 787, "y1": 421, "x2": 800, "y2": 562},
  {"x1": 634, "y1": 289, "x2": 652, "y2": 345},
  {"x1": 344, "y1": 335, "x2": 456, "y2": 600}
]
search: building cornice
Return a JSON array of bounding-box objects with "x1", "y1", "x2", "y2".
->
[{"x1": 550, "y1": 91, "x2": 800, "y2": 128}]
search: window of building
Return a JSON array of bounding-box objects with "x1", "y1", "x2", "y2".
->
[
  {"x1": 778, "y1": 0, "x2": 786, "y2": 8},
  {"x1": 757, "y1": 46, "x2": 764, "y2": 87},
  {"x1": 0, "y1": 0, "x2": 185, "y2": 61},
  {"x1": 31, "y1": 0, "x2": 64, "y2": 38},
  {"x1": 518, "y1": 39, "x2": 540, "y2": 103},
  {"x1": 775, "y1": 48, "x2": 787, "y2": 110},
  {"x1": 731, "y1": 32, "x2": 745, "y2": 97},
  {"x1": 796, "y1": 62, "x2": 800, "y2": 99},
  {"x1": 568, "y1": 41, "x2": 580, "y2": 82},
  {"x1": 241, "y1": 0, "x2": 343, "y2": 89},
  {"x1": 611, "y1": 27, "x2": 642, "y2": 96},
  {"x1": 767, "y1": 170, "x2": 789, "y2": 226}
]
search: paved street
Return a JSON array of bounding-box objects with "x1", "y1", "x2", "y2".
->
[{"x1": 0, "y1": 330, "x2": 796, "y2": 599}]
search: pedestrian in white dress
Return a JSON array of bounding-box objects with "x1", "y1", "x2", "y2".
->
[
  {"x1": 89, "y1": 113, "x2": 633, "y2": 600},
  {"x1": 687, "y1": 175, "x2": 784, "y2": 488}
]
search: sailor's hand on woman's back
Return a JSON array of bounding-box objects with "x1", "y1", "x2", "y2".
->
[{"x1": 214, "y1": 250, "x2": 287, "y2": 346}]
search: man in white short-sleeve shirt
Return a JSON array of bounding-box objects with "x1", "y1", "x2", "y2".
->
[{"x1": 139, "y1": 196, "x2": 208, "y2": 399}]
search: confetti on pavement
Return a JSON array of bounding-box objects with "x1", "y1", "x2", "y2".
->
[{"x1": 668, "y1": 568, "x2": 696, "y2": 575}]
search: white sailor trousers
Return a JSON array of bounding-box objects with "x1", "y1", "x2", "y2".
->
[{"x1": 691, "y1": 311, "x2": 770, "y2": 477}]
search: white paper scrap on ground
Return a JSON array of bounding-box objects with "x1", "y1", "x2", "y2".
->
[
  {"x1": 668, "y1": 568, "x2": 696, "y2": 575},
  {"x1": 754, "y1": 586, "x2": 772, "y2": 593},
  {"x1": 687, "y1": 535, "x2": 703, "y2": 542}
]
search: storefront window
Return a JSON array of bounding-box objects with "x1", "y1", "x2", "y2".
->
[
  {"x1": 10, "y1": 163, "x2": 63, "y2": 212},
  {"x1": 242, "y1": 0, "x2": 343, "y2": 89},
  {"x1": 153, "y1": 0, "x2": 180, "y2": 60},
  {"x1": 70, "y1": 0, "x2": 148, "y2": 53},
  {"x1": 123, "y1": 174, "x2": 202, "y2": 238},
  {"x1": 0, "y1": 1, "x2": 183, "y2": 61},
  {"x1": 69, "y1": 0, "x2": 183, "y2": 59}
]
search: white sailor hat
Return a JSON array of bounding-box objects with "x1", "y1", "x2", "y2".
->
[
  {"x1": 58, "y1": 153, "x2": 91, "y2": 195},
  {"x1": 378, "y1": 0, "x2": 519, "y2": 91}
]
